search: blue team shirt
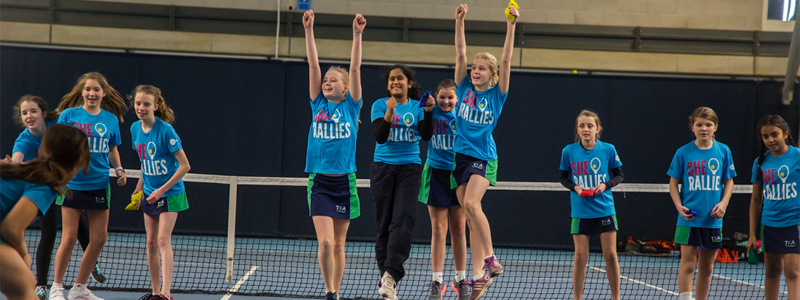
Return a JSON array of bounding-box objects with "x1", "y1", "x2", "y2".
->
[
  {"x1": 453, "y1": 75, "x2": 507, "y2": 161},
  {"x1": 0, "y1": 178, "x2": 57, "y2": 221},
  {"x1": 559, "y1": 141, "x2": 623, "y2": 219},
  {"x1": 425, "y1": 106, "x2": 457, "y2": 170},
  {"x1": 371, "y1": 97, "x2": 425, "y2": 165},
  {"x1": 752, "y1": 146, "x2": 800, "y2": 227},
  {"x1": 667, "y1": 141, "x2": 737, "y2": 228},
  {"x1": 11, "y1": 121, "x2": 56, "y2": 162},
  {"x1": 131, "y1": 117, "x2": 185, "y2": 197},
  {"x1": 306, "y1": 92, "x2": 361, "y2": 174},
  {"x1": 58, "y1": 107, "x2": 121, "y2": 190}
]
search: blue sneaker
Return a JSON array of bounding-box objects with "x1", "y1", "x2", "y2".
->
[
  {"x1": 91, "y1": 263, "x2": 107, "y2": 283},
  {"x1": 35, "y1": 286, "x2": 49, "y2": 300}
]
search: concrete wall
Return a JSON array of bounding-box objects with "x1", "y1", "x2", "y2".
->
[{"x1": 83, "y1": 0, "x2": 764, "y2": 30}]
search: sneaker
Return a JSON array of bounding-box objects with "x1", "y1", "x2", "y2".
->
[
  {"x1": 484, "y1": 256, "x2": 504, "y2": 278},
  {"x1": 451, "y1": 280, "x2": 471, "y2": 300},
  {"x1": 91, "y1": 264, "x2": 107, "y2": 284},
  {"x1": 325, "y1": 292, "x2": 337, "y2": 300},
  {"x1": 378, "y1": 271, "x2": 398, "y2": 300},
  {"x1": 67, "y1": 285, "x2": 104, "y2": 300},
  {"x1": 35, "y1": 286, "x2": 49, "y2": 300},
  {"x1": 49, "y1": 286, "x2": 65, "y2": 300},
  {"x1": 157, "y1": 295, "x2": 172, "y2": 300},
  {"x1": 467, "y1": 274, "x2": 494, "y2": 300},
  {"x1": 428, "y1": 280, "x2": 446, "y2": 300},
  {"x1": 137, "y1": 294, "x2": 156, "y2": 300}
]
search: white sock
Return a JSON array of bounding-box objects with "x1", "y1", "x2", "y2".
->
[
  {"x1": 679, "y1": 292, "x2": 692, "y2": 300},
  {"x1": 455, "y1": 270, "x2": 467, "y2": 282},
  {"x1": 52, "y1": 283, "x2": 63, "y2": 289},
  {"x1": 484, "y1": 255, "x2": 493, "y2": 260},
  {"x1": 433, "y1": 272, "x2": 444, "y2": 284},
  {"x1": 472, "y1": 274, "x2": 484, "y2": 281}
]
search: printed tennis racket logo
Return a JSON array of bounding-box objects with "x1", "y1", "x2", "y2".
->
[
  {"x1": 95, "y1": 123, "x2": 107, "y2": 138},
  {"x1": 762, "y1": 165, "x2": 798, "y2": 201},
  {"x1": 402, "y1": 112, "x2": 415, "y2": 127},
  {"x1": 707, "y1": 158, "x2": 720, "y2": 175},
  {"x1": 590, "y1": 157, "x2": 601, "y2": 174},
  {"x1": 331, "y1": 109, "x2": 341, "y2": 123},
  {"x1": 430, "y1": 119, "x2": 455, "y2": 151},
  {"x1": 386, "y1": 112, "x2": 419, "y2": 142},
  {"x1": 570, "y1": 158, "x2": 608, "y2": 189},
  {"x1": 448, "y1": 119, "x2": 457, "y2": 135},
  {"x1": 146, "y1": 142, "x2": 157, "y2": 160},
  {"x1": 458, "y1": 91, "x2": 494, "y2": 125},
  {"x1": 477, "y1": 98, "x2": 487, "y2": 111}
]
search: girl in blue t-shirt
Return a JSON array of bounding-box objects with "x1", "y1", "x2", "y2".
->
[
  {"x1": 418, "y1": 79, "x2": 471, "y2": 300},
  {"x1": 559, "y1": 110, "x2": 623, "y2": 300},
  {"x1": 129, "y1": 85, "x2": 190, "y2": 300},
  {"x1": 0, "y1": 124, "x2": 90, "y2": 300},
  {"x1": 452, "y1": 4, "x2": 518, "y2": 299},
  {"x1": 667, "y1": 107, "x2": 735, "y2": 300},
  {"x1": 371, "y1": 63, "x2": 434, "y2": 300},
  {"x1": 7, "y1": 95, "x2": 101, "y2": 298},
  {"x1": 303, "y1": 11, "x2": 365, "y2": 300},
  {"x1": 748, "y1": 115, "x2": 800, "y2": 300},
  {"x1": 51, "y1": 72, "x2": 129, "y2": 300}
]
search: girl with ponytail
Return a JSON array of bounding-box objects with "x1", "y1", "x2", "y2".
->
[
  {"x1": 0, "y1": 124, "x2": 90, "y2": 300},
  {"x1": 747, "y1": 115, "x2": 800, "y2": 300}
]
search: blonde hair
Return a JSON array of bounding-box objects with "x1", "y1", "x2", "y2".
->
[
  {"x1": 56, "y1": 72, "x2": 127, "y2": 122},
  {"x1": 128, "y1": 85, "x2": 176, "y2": 124},
  {"x1": 574, "y1": 109, "x2": 603, "y2": 141},
  {"x1": 473, "y1": 52, "x2": 499, "y2": 87}
]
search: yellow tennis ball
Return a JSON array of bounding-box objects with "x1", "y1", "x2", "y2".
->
[{"x1": 572, "y1": 70, "x2": 578, "y2": 74}]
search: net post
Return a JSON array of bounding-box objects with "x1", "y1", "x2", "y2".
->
[{"x1": 225, "y1": 176, "x2": 238, "y2": 282}]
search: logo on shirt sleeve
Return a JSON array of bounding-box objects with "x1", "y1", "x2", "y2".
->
[
  {"x1": 170, "y1": 139, "x2": 177, "y2": 146},
  {"x1": 95, "y1": 123, "x2": 107, "y2": 138},
  {"x1": 730, "y1": 164, "x2": 735, "y2": 171}
]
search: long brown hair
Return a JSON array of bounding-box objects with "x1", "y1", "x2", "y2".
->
[
  {"x1": 0, "y1": 124, "x2": 91, "y2": 195},
  {"x1": 56, "y1": 72, "x2": 127, "y2": 122},
  {"x1": 12, "y1": 95, "x2": 58, "y2": 127},
  {"x1": 128, "y1": 85, "x2": 176, "y2": 124}
]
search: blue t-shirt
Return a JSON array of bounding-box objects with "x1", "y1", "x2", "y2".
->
[
  {"x1": 453, "y1": 75, "x2": 508, "y2": 161},
  {"x1": 58, "y1": 107, "x2": 121, "y2": 190},
  {"x1": 0, "y1": 178, "x2": 57, "y2": 221},
  {"x1": 131, "y1": 117, "x2": 185, "y2": 197},
  {"x1": 425, "y1": 106, "x2": 456, "y2": 170},
  {"x1": 11, "y1": 121, "x2": 56, "y2": 162},
  {"x1": 667, "y1": 141, "x2": 737, "y2": 228},
  {"x1": 370, "y1": 97, "x2": 425, "y2": 165},
  {"x1": 559, "y1": 141, "x2": 623, "y2": 219},
  {"x1": 305, "y1": 92, "x2": 361, "y2": 174},
  {"x1": 751, "y1": 146, "x2": 800, "y2": 227}
]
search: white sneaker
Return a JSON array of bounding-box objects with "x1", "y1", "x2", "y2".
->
[
  {"x1": 50, "y1": 286, "x2": 66, "y2": 300},
  {"x1": 378, "y1": 271, "x2": 398, "y2": 300},
  {"x1": 67, "y1": 285, "x2": 104, "y2": 300}
]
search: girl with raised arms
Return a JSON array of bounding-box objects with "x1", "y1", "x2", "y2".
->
[
  {"x1": 371, "y1": 63, "x2": 434, "y2": 300},
  {"x1": 667, "y1": 107, "x2": 735, "y2": 300},
  {"x1": 304, "y1": 10, "x2": 365, "y2": 300},
  {"x1": 0, "y1": 124, "x2": 90, "y2": 300},
  {"x1": 52, "y1": 72, "x2": 128, "y2": 300},
  {"x1": 747, "y1": 115, "x2": 800, "y2": 300},
  {"x1": 418, "y1": 79, "x2": 470, "y2": 300},
  {"x1": 7, "y1": 95, "x2": 104, "y2": 300},
  {"x1": 559, "y1": 110, "x2": 623, "y2": 300},
  {"x1": 452, "y1": 4, "x2": 518, "y2": 300},
  {"x1": 129, "y1": 85, "x2": 191, "y2": 300}
]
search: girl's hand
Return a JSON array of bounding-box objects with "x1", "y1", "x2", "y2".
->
[
  {"x1": 507, "y1": 5, "x2": 520, "y2": 24},
  {"x1": 384, "y1": 98, "x2": 397, "y2": 123},
  {"x1": 746, "y1": 236, "x2": 757, "y2": 252},
  {"x1": 146, "y1": 188, "x2": 165, "y2": 204},
  {"x1": 455, "y1": 4, "x2": 468, "y2": 21},
  {"x1": 677, "y1": 205, "x2": 694, "y2": 220},
  {"x1": 303, "y1": 10, "x2": 315, "y2": 28},
  {"x1": 710, "y1": 202, "x2": 727, "y2": 219},
  {"x1": 0, "y1": 155, "x2": 10, "y2": 164},
  {"x1": 423, "y1": 94, "x2": 435, "y2": 112},
  {"x1": 574, "y1": 186, "x2": 586, "y2": 194},
  {"x1": 116, "y1": 170, "x2": 127, "y2": 186},
  {"x1": 353, "y1": 13, "x2": 366, "y2": 31},
  {"x1": 593, "y1": 184, "x2": 607, "y2": 195}
]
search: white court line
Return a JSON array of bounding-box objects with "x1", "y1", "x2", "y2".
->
[
  {"x1": 221, "y1": 265, "x2": 259, "y2": 300},
  {"x1": 712, "y1": 274, "x2": 788, "y2": 295},
  {"x1": 587, "y1": 265, "x2": 680, "y2": 296}
]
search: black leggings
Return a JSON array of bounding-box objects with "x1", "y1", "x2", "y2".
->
[{"x1": 36, "y1": 205, "x2": 92, "y2": 286}]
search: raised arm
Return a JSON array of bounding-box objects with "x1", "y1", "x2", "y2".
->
[
  {"x1": 498, "y1": 6, "x2": 519, "y2": 95},
  {"x1": 349, "y1": 14, "x2": 365, "y2": 103},
  {"x1": 304, "y1": 10, "x2": 322, "y2": 99},
  {"x1": 454, "y1": 4, "x2": 468, "y2": 85}
]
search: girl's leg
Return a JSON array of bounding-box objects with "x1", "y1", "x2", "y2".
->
[
  {"x1": 572, "y1": 234, "x2": 589, "y2": 300},
  {"x1": 449, "y1": 205, "x2": 468, "y2": 278},
  {"x1": 144, "y1": 213, "x2": 161, "y2": 295},
  {"x1": 456, "y1": 185, "x2": 484, "y2": 278},
  {"x1": 53, "y1": 207, "x2": 82, "y2": 284},
  {"x1": 74, "y1": 210, "x2": 108, "y2": 284},
  {"x1": 460, "y1": 175, "x2": 493, "y2": 266},
  {"x1": 429, "y1": 206, "x2": 449, "y2": 280},
  {"x1": 764, "y1": 252, "x2": 783, "y2": 300},
  {"x1": 157, "y1": 212, "x2": 179, "y2": 297},
  {"x1": 599, "y1": 231, "x2": 620, "y2": 300},
  {"x1": 0, "y1": 243, "x2": 36, "y2": 300},
  {"x1": 332, "y1": 218, "x2": 351, "y2": 294},
  {"x1": 784, "y1": 253, "x2": 800, "y2": 300},
  {"x1": 695, "y1": 248, "x2": 718, "y2": 300},
  {"x1": 678, "y1": 245, "x2": 698, "y2": 299},
  {"x1": 313, "y1": 216, "x2": 336, "y2": 293}
]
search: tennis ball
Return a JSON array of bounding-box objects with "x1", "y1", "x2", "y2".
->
[{"x1": 572, "y1": 70, "x2": 578, "y2": 74}]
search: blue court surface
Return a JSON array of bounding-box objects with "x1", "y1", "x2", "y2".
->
[{"x1": 13, "y1": 231, "x2": 792, "y2": 299}]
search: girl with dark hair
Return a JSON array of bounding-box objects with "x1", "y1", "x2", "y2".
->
[
  {"x1": 370, "y1": 64, "x2": 434, "y2": 300},
  {"x1": 1, "y1": 124, "x2": 90, "y2": 300}
]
